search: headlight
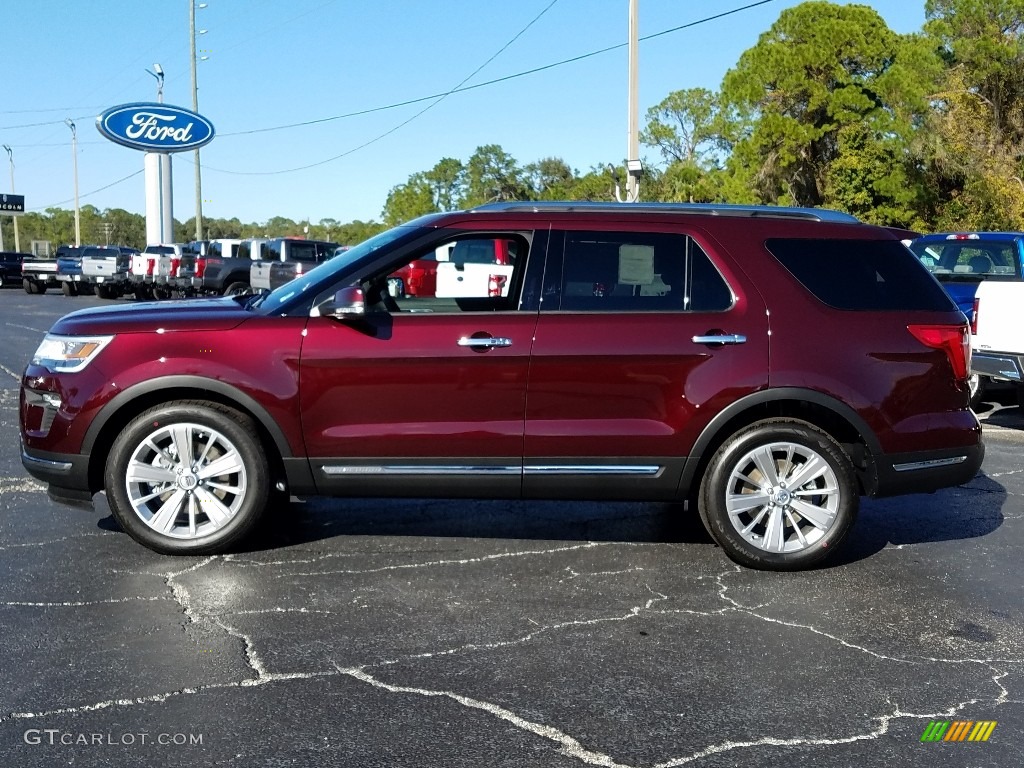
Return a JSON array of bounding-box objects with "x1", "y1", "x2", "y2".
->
[{"x1": 31, "y1": 334, "x2": 114, "y2": 373}]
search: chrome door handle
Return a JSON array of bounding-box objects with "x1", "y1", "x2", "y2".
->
[
  {"x1": 692, "y1": 334, "x2": 747, "y2": 345},
  {"x1": 458, "y1": 336, "x2": 512, "y2": 348}
]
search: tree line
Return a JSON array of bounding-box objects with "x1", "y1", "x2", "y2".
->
[{"x1": 2, "y1": 0, "x2": 1021, "y2": 252}]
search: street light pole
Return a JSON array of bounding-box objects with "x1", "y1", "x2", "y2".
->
[
  {"x1": 2, "y1": 144, "x2": 17, "y2": 252},
  {"x1": 190, "y1": 1, "x2": 206, "y2": 241},
  {"x1": 625, "y1": 0, "x2": 641, "y2": 202},
  {"x1": 65, "y1": 119, "x2": 81, "y2": 247}
]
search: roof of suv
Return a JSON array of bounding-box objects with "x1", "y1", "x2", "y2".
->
[{"x1": 469, "y1": 201, "x2": 861, "y2": 223}]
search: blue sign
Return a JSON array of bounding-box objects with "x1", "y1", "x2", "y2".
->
[{"x1": 96, "y1": 102, "x2": 215, "y2": 153}]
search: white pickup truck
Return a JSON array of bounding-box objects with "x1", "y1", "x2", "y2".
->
[{"x1": 971, "y1": 280, "x2": 1024, "y2": 407}]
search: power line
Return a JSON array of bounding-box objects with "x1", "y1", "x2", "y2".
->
[
  {"x1": 217, "y1": 0, "x2": 776, "y2": 140},
  {"x1": 30, "y1": 169, "x2": 144, "y2": 212},
  {"x1": 203, "y1": 0, "x2": 563, "y2": 175}
]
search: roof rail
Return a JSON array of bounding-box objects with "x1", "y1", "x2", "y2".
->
[{"x1": 470, "y1": 201, "x2": 861, "y2": 223}]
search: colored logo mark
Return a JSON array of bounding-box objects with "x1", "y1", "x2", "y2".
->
[{"x1": 920, "y1": 720, "x2": 997, "y2": 742}]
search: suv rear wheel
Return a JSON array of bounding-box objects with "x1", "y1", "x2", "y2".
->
[
  {"x1": 104, "y1": 401, "x2": 270, "y2": 554},
  {"x1": 698, "y1": 419, "x2": 858, "y2": 571}
]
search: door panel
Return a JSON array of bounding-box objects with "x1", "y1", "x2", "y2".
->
[
  {"x1": 523, "y1": 228, "x2": 770, "y2": 500},
  {"x1": 298, "y1": 312, "x2": 537, "y2": 496}
]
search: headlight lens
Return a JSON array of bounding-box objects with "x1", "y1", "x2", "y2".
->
[{"x1": 31, "y1": 334, "x2": 114, "y2": 373}]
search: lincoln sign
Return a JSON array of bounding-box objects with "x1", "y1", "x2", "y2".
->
[{"x1": 96, "y1": 102, "x2": 215, "y2": 152}]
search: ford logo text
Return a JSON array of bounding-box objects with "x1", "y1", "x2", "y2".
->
[{"x1": 96, "y1": 103, "x2": 215, "y2": 153}]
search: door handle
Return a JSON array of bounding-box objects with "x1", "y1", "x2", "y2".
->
[
  {"x1": 691, "y1": 334, "x2": 747, "y2": 345},
  {"x1": 458, "y1": 336, "x2": 512, "y2": 349}
]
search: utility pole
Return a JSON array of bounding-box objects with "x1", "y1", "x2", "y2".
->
[
  {"x1": 625, "y1": 0, "x2": 641, "y2": 202},
  {"x1": 3, "y1": 145, "x2": 19, "y2": 252},
  {"x1": 190, "y1": 0, "x2": 205, "y2": 241},
  {"x1": 65, "y1": 119, "x2": 81, "y2": 247}
]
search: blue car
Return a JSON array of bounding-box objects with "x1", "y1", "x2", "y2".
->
[{"x1": 909, "y1": 232, "x2": 1024, "y2": 317}]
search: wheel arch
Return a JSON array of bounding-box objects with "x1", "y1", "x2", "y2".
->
[
  {"x1": 678, "y1": 388, "x2": 882, "y2": 498},
  {"x1": 84, "y1": 376, "x2": 295, "y2": 493}
]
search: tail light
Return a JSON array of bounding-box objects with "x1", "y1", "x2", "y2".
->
[
  {"x1": 295, "y1": 262, "x2": 304, "y2": 276},
  {"x1": 194, "y1": 257, "x2": 206, "y2": 278},
  {"x1": 145, "y1": 257, "x2": 155, "y2": 277},
  {"x1": 488, "y1": 274, "x2": 507, "y2": 297},
  {"x1": 971, "y1": 297, "x2": 979, "y2": 335},
  {"x1": 169, "y1": 258, "x2": 181, "y2": 277},
  {"x1": 908, "y1": 323, "x2": 970, "y2": 380}
]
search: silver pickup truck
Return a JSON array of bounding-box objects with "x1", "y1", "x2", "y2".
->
[
  {"x1": 80, "y1": 246, "x2": 139, "y2": 299},
  {"x1": 21, "y1": 256, "x2": 60, "y2": 294},
  {"x1": 249, "y1": 238, "x2": 339, "y2": 292}
]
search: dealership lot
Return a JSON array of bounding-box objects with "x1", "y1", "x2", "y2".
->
[{"x1": 1, "y1": 291, "x2": 1022, "y2": 767}]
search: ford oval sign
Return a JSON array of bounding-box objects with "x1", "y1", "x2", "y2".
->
[{"x1": 96, "y1": 102, "x2": 215, "y2": 153}]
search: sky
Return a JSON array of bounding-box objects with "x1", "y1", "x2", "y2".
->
[{"x1": 2, "y1": 0, "x2": 928, "y2": 230}]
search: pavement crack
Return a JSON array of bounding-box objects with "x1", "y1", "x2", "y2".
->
[
  {"x1": 212, "y1": 618, "x2": 271, "y2": 683},
  {"x1": 279, "y1": 542, "x2": 614, "y2": 578},
  {"x1": 2, "y1": 596, "x2": 172, "y2": 608},
  {"x1": 335, "y1": 665, "x2": 636, "y2": 768}
]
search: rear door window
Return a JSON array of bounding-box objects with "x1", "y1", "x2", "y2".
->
[
  {"x1": 766, "y1": 238, "x2": 956, "y2": 311},
  {"x1": 909, "y1": 239, "x2": 1021, "y2": 279},
  {"x1": 552, "y1": 230, "x2": 732, "y2": 312}
]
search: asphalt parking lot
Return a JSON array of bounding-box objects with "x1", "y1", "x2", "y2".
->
[{"x1": 1, "y1": 289, "x2": 1022, "y2": 767}]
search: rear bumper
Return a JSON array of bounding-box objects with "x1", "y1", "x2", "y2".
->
[
  {"x1": 972, "y1": 351, "x2": 1024, "y2": 383},
  {"x1": 872, "y1": 441, "x2": 985, "y2": 497}
]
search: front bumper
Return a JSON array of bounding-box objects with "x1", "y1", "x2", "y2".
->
[{"x1": 21, "y1": 445, "x2": 92, "y2": 502}]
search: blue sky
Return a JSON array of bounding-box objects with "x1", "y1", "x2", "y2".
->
[{"x1": 2, "y1": 0, "x2": 926, "y2": 228}]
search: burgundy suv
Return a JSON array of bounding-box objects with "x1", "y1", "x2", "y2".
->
[{"x1": 19, "y1": 203, "x2": 983, "y2": 570}]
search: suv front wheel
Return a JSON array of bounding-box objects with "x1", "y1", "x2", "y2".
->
[
  {"x1": 104, "y1": 401, "x2": 270, "y2": 554},
  {"x1": 698, "y1": 419, "x2": 858, "y2": 571}
]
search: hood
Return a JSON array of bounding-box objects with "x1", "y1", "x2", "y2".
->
[{"x1": 49, "y1": 296, "x2": 251, "y2": 336}]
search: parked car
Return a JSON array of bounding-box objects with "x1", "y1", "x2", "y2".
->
[
  {"x1": 173, "y1": 239, "x2": 238, "y2": 295},
  {"x1": 249, "y1": 238, "x2": 339, "y2": 292},
  {"x1": 386, "y1": 243, "x2": 446, "y2": 298},
  {"x1": 130, "y1": 244, "x2": 188, "y2": 300},
  {"x1": 0, "y1": 251, "x2": 29, "y2": 289},
  {"x1": 194, "y1": 238, "x2": 264, "y2": 295},
  {"x1": 970, "y1": 279, "x2": 1024, "y2": 407},
  {"x1": 80, "y1": 246, "x2": 140, "y2": 299},
  {"x1": 20, "y1": 202, "x2": 982, "y2": 570},
  {"x1": 21, "y1": 254, "x2": 60, "y2": 294},
  {"x1": 909, "y1": 232, "x2": 1024, "y2": 404},
  {"x1": 56, "y1": 246, "x2": 93, "y2": 296},
  {"x1": 433, "y1": 237, "x2": 517, "y2": 298}
]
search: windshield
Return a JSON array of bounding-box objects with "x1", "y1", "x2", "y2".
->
[
  {"x1": 254, "y1": 226, "x2": 415, "y2": 314},
  {"x1": 910, "y1": 239, "x2": 1021, "y2": 279}
]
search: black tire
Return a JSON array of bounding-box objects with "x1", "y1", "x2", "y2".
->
[
  {"x1": 224, "y1": 281, "x2": 250, "y2": 296},
  {"x1": 104, "y1": 401, "x2": 271, "y2": 555},
  {"x1": 968, "y1": 374, "x2": 987, "y2": 410},
  {"x1": 698, "y1": 418, "x2": 858, "y2": 571},
  {"x1": 61, "y1": 281, "x2": 78, "y2": 297},
  {"x1": 38, "y1": 284, "x2": 47, "y2": 294},
  {"x1": 96, "y1": 284, "x2": 113, "y2": 300},
  {"x1": 23, "y1": 278, "x2": 38, "y2": 294},
  {"x1": 153, "y1": 286, "x2": 172, "y2": 300}
]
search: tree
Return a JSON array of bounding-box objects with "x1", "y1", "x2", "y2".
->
[
  {"x1": 722, "y1": 2, "x2": 912, "y2": 207},
  {"x1": 382, "y1": 173, "x2": 436, "y2": 226},
  {"x1": 424, "y1": 158, "x2": 466, "y2": 211},
  {"x1": 640, "y1": 88, "x2": 732, "y2": 166},
  {"x1": 463, "y1": 145, "x2": 528, "y2": 206},
  {"x1": 524, "y1": 157, "x2": 576, "y2": 200}
]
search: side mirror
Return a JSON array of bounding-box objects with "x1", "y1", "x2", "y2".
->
[{"x1": 319, "y1": 286, "x2": 365, "y2": 318}]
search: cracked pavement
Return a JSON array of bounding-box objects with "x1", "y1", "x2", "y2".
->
[{"x1": 1, "y1": 292, "x2": 1023, "y2": 767}]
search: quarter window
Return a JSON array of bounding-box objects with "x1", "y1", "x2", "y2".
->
[{"x1": 556, "y1": 231, "x2": 732, "y2": 312}]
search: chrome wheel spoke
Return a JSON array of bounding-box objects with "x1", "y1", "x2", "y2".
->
[
  {"x1": 127, "y1": 462, "x2": 176, "y2": 485},
  {"x1": 170, "y1": 424, "x2": 194, "y2": 467},
  {"x1": 727, "y1": 491, "x2": 771, "y2": 515},
  {"x1": 763, "y1": 506, "x2": 785, "y2": 552},
  {"x1": 750, "y1": 447, "x2": 781, "y2": 486},
  {"x1": 198, "y1": 451, "x2": 243, "y2": 481},
  {"x1": 785, "y1": 509, "x2": 809, "y2": 547},
  {"x1": 740, "y1": 507, "x2": 769, "y2": 535},
  {"x1": 150, "y1": 489, "x2": 187, "y2": 533},
  {"x1": 783, "y1": 454, "x2": 829, "y2": 491},
  {"x1": 194, "y1": 486, "x2": 232, "y2": 527},
  {"x1": 205, "y1": 480, "x2": 242, "y2": 495},
  {"x1": 789, "y1": 497, "x2": 835, "y2": 530}
]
